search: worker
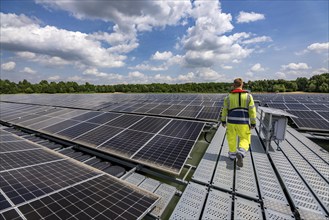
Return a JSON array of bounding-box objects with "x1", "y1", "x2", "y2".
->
[{"x1": 221, "y1": 78, "x2": 257, "y2": 167}]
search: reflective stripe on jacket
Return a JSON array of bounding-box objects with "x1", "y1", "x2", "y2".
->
[{"x1": 221, "y1": 89, "x2": 256, "y2": 125}]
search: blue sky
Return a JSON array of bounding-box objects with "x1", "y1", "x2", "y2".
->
[{"x1": 1, "y1": 0, "x2": 328, "y2": 85}]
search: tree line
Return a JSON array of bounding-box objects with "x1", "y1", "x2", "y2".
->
[{"x1": 1, "y1": 73, "x2": 328, "y2": 94}]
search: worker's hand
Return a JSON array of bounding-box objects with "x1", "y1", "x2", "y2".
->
[
  {"x1": 221, "y1": 122, "x2": 226, "y2": 127},
  {"x1": 250, "y1": 124, "x2": 256, "y2": 129}
]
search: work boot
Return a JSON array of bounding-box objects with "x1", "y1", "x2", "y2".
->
[{"x1": 236, "y1": 153, "x2": 243, "y2": 167}]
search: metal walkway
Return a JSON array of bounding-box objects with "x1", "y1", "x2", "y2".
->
[{"x1": 170, "y1": 123, "x2": 329, "y2": 220}]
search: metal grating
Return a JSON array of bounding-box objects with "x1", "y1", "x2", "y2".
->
[
  {"x1": 124, "y1": 172, "x2": 146, "y2": 186},
  {"x1": 139, "y1": 178, "x2": 161, "y2": 193},
  {"x1": 264, "y1": 209, "x2": 295, "y2": 220},
  {"x1": 201, "y1": 189, "x2": 232, "y2": 220},
  {"x1": 192, "y1": 126, "x2": 225, "y2": 184},
  {"x1": 212, "y1": 139, "x2": 234, "y2": 192},
  {"x1": 235, "y1": 149, "x2": 259, "y2": 200},
  {"x1": 234, "y1": 196, "x2": 262, "y2": 220},
  {"x1": 151, "y1": 183, "x2": 176, "y2": 218},
  {"x1": 269, "y1": 142, "x2": 327, "y2": 218},
  {"x1": 279, "y1": 139, "x2": 329, "y2": 213},
  {"x1": 169, "y1": 182, "x2": 208, "y2": 220}
]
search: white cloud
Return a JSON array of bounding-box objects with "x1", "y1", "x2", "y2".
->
[
  {"x1": 281, "y1": 62, "x2": 310, "y2": 70},
  {"x1": 242, "y1": 36, "x2": 272, "y2": 44},
  {"x1": 177, "y1": 72, "x2": 195, "y2": 82},
  {"x1": 275, "y1": 72, "x2": 286, "y2": 79},
  {"x1": 250, "y1": 63, "x2": 265, "y2": 72},
  {"x1": 307, "y1": 42, "x2": 329, "y2": 53},
  {"x1": 130, "y1": 63, "x2": 168, "y2": 71},
  {"x1": 48, "y1": 75, "x2": 61, "y2": 81},
  {"x1": 221, "y1": 64, "x2": 233, "y2": 70},
  {"x1": 236, "y1": 11, "x2": 265, "y2": 23},
  {"x1": 246, "y1": 72, "x2": 254, "y2": 77},
  {"x1": 151, "y1": 51, "x2": 173, "y2": 60},
  {"x1": 1, "y1": 61, "x2": 16, "y2": 71},
  {"x1": 128, "y1": 71, "x2": 145, "y2": 78},
  {"x1": 1, "y1": 12, "x2": 126, "y2": 69},
  {"x1": 20, "y1": 67, "x2": 37, "y2": 74},
  {"x1": 153, "y1": 74, "x2": 174, "y2": 83},
  {"x1": 312, "y1": 67, "x2": 328, "y2": 75}
]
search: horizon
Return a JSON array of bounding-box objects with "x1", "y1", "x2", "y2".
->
[{"x1": 1, "y1": 0, "x2": 328, "y2": 85}]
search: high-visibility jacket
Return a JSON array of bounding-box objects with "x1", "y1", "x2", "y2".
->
[{"x1": 221, "y1": 89, "x2": 256, "y2": 125}]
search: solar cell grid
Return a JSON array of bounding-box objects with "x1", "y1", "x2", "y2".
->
[
  {"x1": 317, "y1": 111, "x2": 329, "y2": 120},
  {"x1": 73, "y1": 125, "x2": 124, "y2": 147},
  {"x1": 0, "y1": 141, "x2": 41, "y2": 153},
  {"x1": 0, "y1": 209, "x2": 22, "y2": 220},
  {"x1": 0, "y1": 135, "x2": 24, "y2": 142},
  {"x1": 178, "y1": 105, "x2": 203, "y2": 118},
  {"x1": 28, "y1": 117, "x2": 68, "y2": 130},
  {"x1": 105, "y1": 114, "x2": 144, "y2": 128},
  {"x1": 146, "y1": 104, "x2": 171, "y2": 114},
  {"x1": 285, "y1": 103, "x2": 308, "y2": 110},
  {"x1": 0, "y1": 160, "x2": 98, "y2": 205},
  {"x1": 69, "y1": 111, "x2": 103, "y2": 122},
  {"x1": 133, "y1": 135, "x2": 194, "y2": 172},
  {"x1": 41, "y1": 120, "x2": 81, "y2": 134},
  {"x1": 292, "y1": 118, "x2": 329, "y2": 130},
  {"x1": 55, "y1": 122, "x2": 100, "y2": 140},
  {"x1": 133, "y1": 104, "x2": 159, "y2": 113},
  {"x1": 100, "y1": 130, "x2": 154, "y2": 157},
  {"x1": 85, "y1": 112, "x2": 120, "y2": 124},
  {"x1": 12, "y1": 114, "x2": 45, "y2": 124},
  {"x1": 305, "y1": 104, "x2": 329, "y2": 110},
  {"x1": 160, "y1": 105, "x2": 186, "y2": 116},
  {"x1": 286, "y1": 110, "x2": 322, "y2": 119},
  {"x1": 0, "y1": 193, "x2": 12, "y2": 211},
  {"x1": 265, "y1": 103, "x2": 287, "y2": 110},
  {"x1": 16, "y1": 175, "x2": 157, "y2": 220},
  {"x1": 197, "y1": 106, "x2": 220, "y2": 120},
  {"x1": 18, "y1": 116, "x2": 54, "y2": 127},
  {"x1": 0, "y1": 149, "x2": 63, "y2": 171},
  {"x1": 160, "y1": 120, "x2": 204, "y2": 141},
  {"x1": 129, "y1": 117, "x2": 171, "y2": 133}
]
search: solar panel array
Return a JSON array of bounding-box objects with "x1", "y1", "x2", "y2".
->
[
  {"x1": 0, "y1": 128, "x2": 158, "y2": 220},
  {"x1": 0, "y1": 102, "x2": 204, "y2": 175},
  {"x1": 253, "y1": 93, "x2": 329, "y2": 131},
  {"x1": 1, "y1": 94, "x2": 224, "y2": 121}
]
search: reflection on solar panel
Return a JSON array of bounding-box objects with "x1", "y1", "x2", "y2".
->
[
  {"x1": 56, "y1": 122, "x2": 100, "y2": 140},
  {"x1": 41, "y1": 120, "x2": 81, "y2": 134},
  {"x1": 197, "y1": 106, "x2": 220, "y2": 120},
  {"x1": 0, "y1": 141, "x2": 41, "y2": 153},
  {"x1": 85, "y1": 112, "x2": 120, "y2": 124}
]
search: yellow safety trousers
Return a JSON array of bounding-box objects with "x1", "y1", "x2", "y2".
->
[{"x1": 226, "y1": 123, "x2": 251, "y2": 153}]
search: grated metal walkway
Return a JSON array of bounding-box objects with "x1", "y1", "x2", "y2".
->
[{"x1": 171, "y1": 123, "x2": 329, "y2": 220}]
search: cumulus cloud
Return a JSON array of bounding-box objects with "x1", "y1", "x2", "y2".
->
[
  {"x1": 250, "y1": 63, "x2": 265, "y2": 72},
  {"x1": 180, "y1": 1, "x2": 253, "y2": 68},
  {"x1": 281, "y1": 62, "x2": 310, "y2": 70},
  {"x1": 151, "y1": 51, "x2": 173, "y2": 60},
  {"x1": 48, "y1": 75, "x2": 61, "y2": 81},
  {"x1": 236, "y1": 11, "x2": 265, "y2": 23},
  {"x1": 1, "y1": 61, "x2": 16, "y2": 71},
  {"x1": 221, "y1": 64, "x2": 233, "y2": 70},
  {"x1": 1, "y1": 12, "x2": 126, "y2": 68},
  {"x1": 275, "y1": 72, "x2": 286, "y2": 79},
  {"x1": 20, "y1": 67, "x2": 37, "y2": 74},
  {"x1": 242, "y1": 36, "x2": 272, "y2": 44},
  {"x1": 307, "y1": 42, "x2": 329, "y2": 53},
  {"x1": 128, "y1": 71, "x2": 145, "y2": 78}
]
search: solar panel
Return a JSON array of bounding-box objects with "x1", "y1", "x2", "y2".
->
[
  {"x1": 0, "y1": 141, "x2": 41, "y2": 153},
  {"x1": 133, "y1": 103, "x2": 159, "y2": 113},
  {"x1": 146, "y1": 104, "x2": 171, "y2": 114},
  {"x1": 286, "y1": 110, "x2": 323, "y2": 119},
  {"x1": 41, "y1": 120, "x2": 81, "y2": 134},
  {"x1": 291, "y1": 118, "x2": 329, "y2": 130},
  {"x1": 69, "y1": 111, "x2": 103, "y2": 121},
  {"x1": 0, "y1": 209, "x2": 22, "y2": 220},
  {"x1": 28, "y1": 117, "x2": 68, "y2": 130},
  {"x1": 99, "y1": 130, "x2": 154, "y2": 157},
  {"x1": 85, "y1": 112, "x2": 121, "y2": 124},
  {"x1": 178, "y1": 105, "x2": 203, "y2": 118},
  {"x1": 14, "y1": 175, "x2": 157, "y2": 220},
  {"x1": 317, "y1": 111, "x2": 329, "y2": 120},
  {"x1": 105, "y1": 114, "x2": 144, "y2": 128},
  {"x1": 266, "y1": 103, "x2": 287, "y2": 110},
  {"x1": 133, "y1": 135, "x2": 195, "y2": 172},
  {"x1": 0, "y1": 149, "x2": 63, "y2": 171},
  {"x1": 0, "y1": 135, "x2": 23, "y2": 142},
  {"x1": 285, "y1": 103, "x2": 308, "y2": 110},
  {"x1": 73, "y1": 125, "x2": 124, "y2": 147},
  {"x1": 0, "y1": 160, "x2": 98, "y2": 205},
  {"x1": 197, "y1": 106, "x2": 220, "y2": 120},
  {"x1": 18, "y1": 116, "x2": 53, "y2": 126},
  {"x1": 305, "y1": 104, "x2": 329, "y2": 111},
  {"x1": 129, "y1": 117, "x2": 171, "y2": 133},
  {"x1": 0, "y1": 193, "x2": 11, "y2": 210},
  {"x1": 55, "y1": 122, "x2": 100, "y2": 140},
  {"x1": 161, "y1": 105, "x2": 186, "y2": 116},
  {"x1": 159, "y1": 120, "x2": 204, "y2": 141}
]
